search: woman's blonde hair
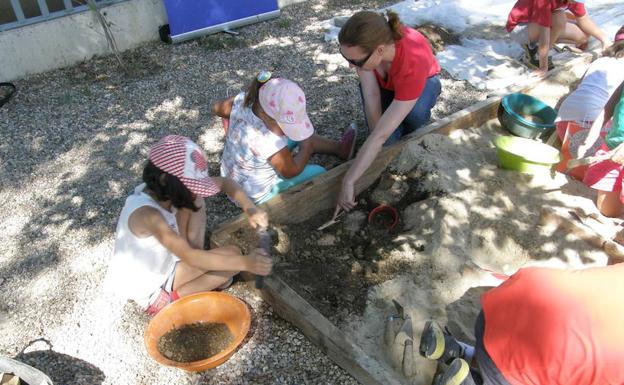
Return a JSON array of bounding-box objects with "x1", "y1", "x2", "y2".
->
[{"x1": 338, "y1": 10, "x2": 403, "y2": 53}]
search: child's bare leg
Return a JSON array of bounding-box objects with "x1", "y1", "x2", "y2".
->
[
  {"x1": 173, "y1": 258, "x2": 238, "y2": 296},
  {"x1": 310, "y1": 133, "x2": 354, "y2": 160},
  {"x1": 310, "y1": 134, "x2": 341, "y2": 155},
  {"x1": 596, "y1": 190, "x2": 623, "y2": 218},
  {"x1": 552, "y1": 12, "x2": 588, "y2": 47},
  {"x1": 526, "y1": 22, "x2": 542, "y2": 43}
]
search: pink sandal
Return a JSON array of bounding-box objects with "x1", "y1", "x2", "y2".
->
[
  {"x1": 145, "y1": 289, "x2": 179, "y2": 316},
  {"x1": 340, "y1": 123, "x2": 358, "y2": 160}
]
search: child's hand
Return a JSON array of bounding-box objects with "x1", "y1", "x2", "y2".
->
[
  {"x1": 611, "y1": 143, "x2": 624, "y2": 165},
  {"x1": 245, "y1": 207, "x2": 269, "y2": 229},
  {"x1": 246, "y1": 248, "x2": 273, "y2": 276}
]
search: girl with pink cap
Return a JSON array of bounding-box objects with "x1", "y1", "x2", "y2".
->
[
  {"x1": 105, "y1": 135, "x2": 272, "y2": 315},
  {"x1": 213, "y1": 72, "x2": 357, "y2": 204}
]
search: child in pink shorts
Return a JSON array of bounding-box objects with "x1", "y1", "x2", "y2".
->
[
  {"x1": 556, "y1": 25, "x2": 624, "y2": 180},
  {"x1": 583, "y1": 77, "x2": 624, "y2": 217}
]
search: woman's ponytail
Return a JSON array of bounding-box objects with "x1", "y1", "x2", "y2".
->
[
  {"x1": 338, "y1": 10, "x2": 403, "y2": 52},
  {"x1": 385, "y1": 10, "x2": 403, "y2": 40}
]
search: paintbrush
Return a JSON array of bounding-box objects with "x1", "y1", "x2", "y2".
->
[{"x1": 317, "y1": 207, "x2": 345, "y2": 231}]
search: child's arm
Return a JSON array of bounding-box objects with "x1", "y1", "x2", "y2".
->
[
  {"x1": 604, "y1": 81, "x2": 624, "y2": 124},
  {"x1": 578, "y1": 110, "x2": 606, "y2": 158},
  {"x1": 212, "y1": 177, "x2": 269, "y2": 228},
  {"x1": 136, "y1": 206, "x2": 272, "y2": 275},
  {"x1": 268, "y1": 139, "x2": 314, "y2": 178},
  {"x1": 211, "y1": 97, "x2": 235, "y2": 118},
  {"x1": 576, "y1": 14, "x2": 611, "y2": 50}
]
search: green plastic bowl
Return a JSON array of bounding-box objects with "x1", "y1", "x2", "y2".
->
[
  {"x1": 498, "y1": 93, "x2": 557, "y2": 140},
  {"x1": 493, "y1": 135, "x2": 560, "y2": 173}
]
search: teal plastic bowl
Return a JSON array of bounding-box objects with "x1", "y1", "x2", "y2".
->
[
  {"x1": 493, "y1": 135, "x2": 560, "y2": 173},
  {"x1": 498, "y1": 93, "x2": 557, "y2": 140}
]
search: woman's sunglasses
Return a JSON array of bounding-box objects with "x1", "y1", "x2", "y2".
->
[{"x1": 340, "y1": 48, "x2": 374, "y2": 68}]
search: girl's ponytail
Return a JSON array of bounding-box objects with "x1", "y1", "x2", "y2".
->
[{"x1": 244, "y1": 71, "x2": 272, "y2": 108}]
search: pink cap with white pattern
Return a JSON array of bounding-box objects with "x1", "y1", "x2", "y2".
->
[
  {"x1": 148, "y1": 135, "x2": 220, "y2": 197},
  {"x1": 258, "y1": 78, "x2": 314, "y2": 141}
]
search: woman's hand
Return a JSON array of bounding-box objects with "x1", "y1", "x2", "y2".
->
[
  {"x1": 245, "y1": 206, "x2": 269, "y2": 229},
  {"x1": 337, "y1": 180, "x2": 357, "y2": 211}
]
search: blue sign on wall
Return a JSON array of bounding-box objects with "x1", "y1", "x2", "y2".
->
[{"x1": 163, "y1": 0, "x2": 280, "y2": 43}]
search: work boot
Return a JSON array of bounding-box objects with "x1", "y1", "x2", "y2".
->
[
  {"x1": 419, "y1": 320, "x2": 465, "y2": 364},
  {"x1": 521, "y1": 43, "x2": 554, "y2": 71},
  {"x1": 432, "y1": 358, "x2": 476, "y2": 385}
]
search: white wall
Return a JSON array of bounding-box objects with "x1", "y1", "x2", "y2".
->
[
  {"x1": 1, "y1": 0, "x2": 165, "y2": 81},
  {"x1": 0, "y1": 0, "x2": 308, "y2": 82}
]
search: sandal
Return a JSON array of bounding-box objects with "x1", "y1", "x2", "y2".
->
[
  {"x1": 340, "y1": 123, "x2": 358, "y2": 160},
  {"x1": 145, "y1": 289, "x2": 174, "y2": 316},
  {"x1": 432, "y1": 358, "x2": 473, "y2": 385},
  {"x1": 419, "y1": 320, "x2": 466, "y2": 364}
]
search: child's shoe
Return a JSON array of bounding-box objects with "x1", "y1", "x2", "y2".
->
[
  {"x1": 419, "y1": 320, "x2": 466, "y2": 364},
  {"x1": 521, "y1": 44, "x2": 554, "y2": 71},
  {"x1": 145, "y1": 289, "x2": 178, "y2": 316},
  {"x1": 432, "y1": 358, "x2": 475, "y2": 385}
]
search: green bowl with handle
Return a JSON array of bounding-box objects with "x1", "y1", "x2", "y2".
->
[{"x1": 493, "y1": 135, "x2": 560, "y2": 173}]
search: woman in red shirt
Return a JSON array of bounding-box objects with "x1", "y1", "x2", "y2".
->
[
  {"x1": 419, "y1": 264, "x2": 624, "y2": 385},
  {"x1": 336, "y1": 10, "x2": 441, "y2": 211}
]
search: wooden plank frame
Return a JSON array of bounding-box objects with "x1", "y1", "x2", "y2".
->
[{"x1": 211, "y1": 52, "x2": 596, "y2": 385}]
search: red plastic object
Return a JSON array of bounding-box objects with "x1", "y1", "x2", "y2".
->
[{"x1": 368, "y1": 204, "x2": 399, "y2": 230}]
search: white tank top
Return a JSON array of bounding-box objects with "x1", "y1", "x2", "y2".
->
[
  {"x1": 557, "y1": 57, "x2": 624, "y2": 125},
  {"x1": 104, "y1": 184, "x2": 180, "y2": 308}
]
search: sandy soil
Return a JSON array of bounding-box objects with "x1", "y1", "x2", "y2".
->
[
  {"x1": 0, "y1": 0, "x2": 492, "y2": 384},
  {"x1": 350, "y1": 121, "x2": 612, "y2": 384}
]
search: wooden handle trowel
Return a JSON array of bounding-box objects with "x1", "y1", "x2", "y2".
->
[{"x1": 255, "y1": 228, "x2": 272, "y2": 289}]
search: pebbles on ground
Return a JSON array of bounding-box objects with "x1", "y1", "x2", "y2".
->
[{"x1": 0, "y1": 0, "x2": 486, "y2": 383}]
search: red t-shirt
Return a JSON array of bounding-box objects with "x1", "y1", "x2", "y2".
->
[
  {"x1": 506, "y1": 0, "x2": 587, "y2": 32},
  {"x1": 481, "y1": 264, "x2": 624, "y2": 385},
  {"x1": 373, "y1": 26, "x2": 440, "y2": 101}
]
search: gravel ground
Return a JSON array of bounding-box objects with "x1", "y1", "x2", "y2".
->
[{"x1": 0, "y1": 1, "x2": 487, "y2": 384}]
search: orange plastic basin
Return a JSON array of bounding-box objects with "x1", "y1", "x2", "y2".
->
[{"x1": 144, "y1": 291, "x2": 251, "y2": 371}]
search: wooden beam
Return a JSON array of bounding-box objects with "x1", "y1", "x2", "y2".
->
[{"x1": 258, "y1": 274, "x2": 405, "y2": 385}]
